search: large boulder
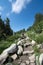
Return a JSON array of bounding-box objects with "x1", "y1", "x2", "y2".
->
[
  {"x1": 39, "y1": 53, "x2": 43, "y2": 65},
  {"x1": 17, "y1": 46, "x2": 23, "y2": 55},
  {"x1": 3, "y1": 44, "x2": 18, "y2": 54},
  {"x1": 0, "y1": 52, "x2": 8, "y2": 65}
]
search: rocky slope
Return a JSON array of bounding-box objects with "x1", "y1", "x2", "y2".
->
[{"x1": 0, "y1": 36, "x2": 43, "y2": 65}]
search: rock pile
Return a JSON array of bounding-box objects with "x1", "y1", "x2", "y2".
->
[{"x1": 0, "y1": 35, "x2": 43, "y2": 65}]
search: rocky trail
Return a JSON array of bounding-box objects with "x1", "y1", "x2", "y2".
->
[
  {"x1": 0, "y1": 35, "x2": 43, "y2": 65},
  {"x1": 13, "y1": 45, "x2": 34, "y2": 65}
]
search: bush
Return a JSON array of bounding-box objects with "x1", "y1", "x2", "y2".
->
[
  {"x1": 26, "y1": 31, "x2": 43, "y2": 44},
  {"x1": 35, "y1": 32, "x2": 43, "y2": 44},
  {"x1": 6, "y1": 34, "x2": 21, "y2": 42},
  {"x1": 33, "y1": 46, "x2": 39, "y2": 53},
  {"x1": 26, "y1": 31, "x2": 36, "y2": 40}
]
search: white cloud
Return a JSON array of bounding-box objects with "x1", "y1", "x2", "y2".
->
[
  {"x1": 0, "y1": 6, "x2": 3, "y2": 11},
  {"x1": 9, "y1": 0, "x2": 32, "y2": 14}
]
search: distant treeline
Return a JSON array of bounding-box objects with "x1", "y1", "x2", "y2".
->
[
  {"x1": 27, "y1": 13, "x2": 43, "y2": 33},
  {"x1": 0, "y1": 16, "x2": 13, "y2": 40}
]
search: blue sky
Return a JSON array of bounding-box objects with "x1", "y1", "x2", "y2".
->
[{"x1": 0, "y1": 0, "x2": 43, "y2": 32}]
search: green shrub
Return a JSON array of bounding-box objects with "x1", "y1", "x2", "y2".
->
[
  {"x1": 6, "y1": 34, "x2": 21, "y2": 42},
  {"x1": 33, "y1": 46, "x2": 40, "y2": 56},
  {"x1": 35, "y1": 33, "x2": 43, "y2": 44},
  {"x1": 26, "y1": 31, "x2": 36, "y2": 40},
  {"x1": 27, "y1": 31, "x2": 43, "y2": 44},
  {"x1": 33, "y1": 46, "x2": 39, "y2": 53}
]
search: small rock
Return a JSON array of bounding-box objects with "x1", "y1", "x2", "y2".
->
[
  {"x1": 40, "y1": 49, "x2": 43, "y2": 53},
  {"x1": 29, "y1": 54, "x2": 35, "y2": 63},
  {"x1": 30, "y1": 62, "x2": 35, "y2": 65},
  {"x1": 17, "y1": 39, "x2": 25, "y2": 46},
  {"x1": 31, "y1": 40, "x2": 36, "y2": 46},
  {"x1": 17, "y1": 40, "x2": 23, "y2": 46},
  {"x1": 37, "y1": 44, "x2": 41, "y2": 49},
  {"x1": 24, "y1": 42, "x2": 31, "y2": 47},
  {"x1": 11, "y1": 54, "x2": 17, "y2": 60},
  {"x1": 25, "y1": 60, "x2": 30, "y2": 65},
  {"x1": 23, "y1": 50, "x2": 34, "y2": 55},
  {"x1": 25, "y1": 36, "x2": 30, "y2": 41},
  {"x1": 20, "y1": 62, "x2": 26, "y2": 65},
  {"x1": 40, "y1": 43, "x2": 43, "y2": 49},
  {"x1": 18, "y1": 60, "x2": 22, "y2": 65},
  {"x1": 6, "y1": 63, "x2": 13, "y2": 65}
]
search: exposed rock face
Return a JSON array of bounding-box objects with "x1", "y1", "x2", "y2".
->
[{"x1": 39, "y1": 53, "x2": 43, "y2": 65}]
